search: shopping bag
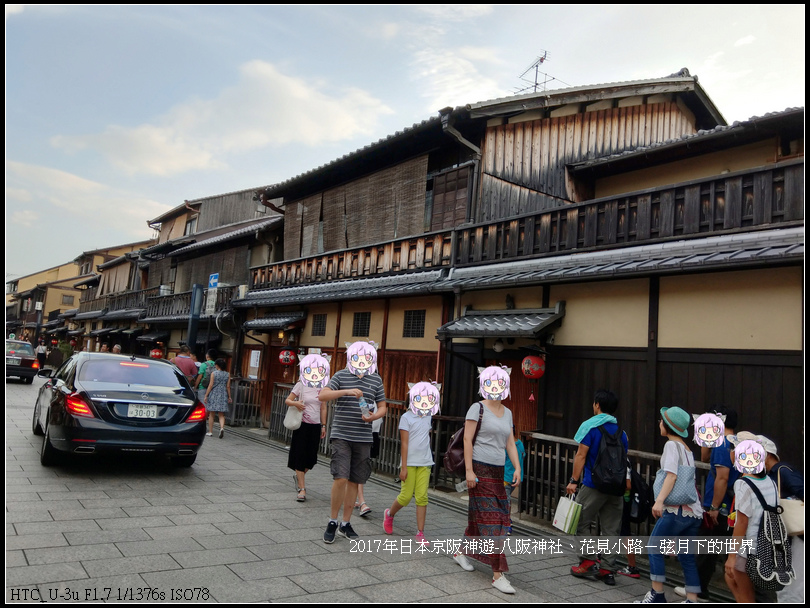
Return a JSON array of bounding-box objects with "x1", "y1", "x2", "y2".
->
[{"x1": 553, "y1": 495, "x2": 582, "y2": 535}]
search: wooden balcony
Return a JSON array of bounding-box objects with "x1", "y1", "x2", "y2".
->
[
  {"x1": 250, "y1": 230, "x2": 454, "y2": 290},
  {"x1": 247, "y1": 159, "x2": 803, "y2": 289},
  {"x1": 455, "y1": 159, "x2": 803, "y2": 266},
  {"x1": 144, "y1": 286, "x2": 236, "y2": 319},
  {"x1": 77, "y1": 287, "x2": 159, "y2": 315}
]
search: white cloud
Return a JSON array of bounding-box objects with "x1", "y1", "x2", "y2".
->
[
  {"x1": 5, "y1": 4, "x2": 24, "y2": 19},
  {"x1": 379, "y1": 22, "x2": 399, "y2": 39},
  {"x1": 11, "y1": 210, "x2": 38, "y2": 227},
  {"x1": 5, "y1": 160, "x2": 171, "y2": 238},
  {"x1": 734, "y1": 35, "x2": 757, "y2": 47},
  {"x1": 50, "y1": 61, "x2": 394, "y2": 177},
  {"x1": 414, "y1": 5, "x2": 494, "y2": 20}
]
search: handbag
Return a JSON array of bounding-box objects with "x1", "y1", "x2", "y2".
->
[
  {"x1": 553, "y1": 495, "x2": 582, "y2": 535},
  {"x1": 653, "y1": 441, "x2": 699, "y2": 506},
  {"x1": 283, "y1": 405, "x2": 303, "y2": 431},
  {"x1": 443, "y1": 402, "x2": 483, "y2": 476},
  {"x1": 778, "y1": 468, "x2": 804, "y2": 536}
]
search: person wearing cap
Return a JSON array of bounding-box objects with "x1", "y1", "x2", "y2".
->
[
  {"x1": 762, "y1": 435, "x2": 804, "y2": 604},
  {"x1": 637, "y1": 406, "x2": 702, "y2": 604}
]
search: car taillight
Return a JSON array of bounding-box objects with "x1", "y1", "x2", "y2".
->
[
  {"x1": 32, "y1": 360, "x2": 39, "y2": 369},
  {"x1": 66, "y1": 393, "x2": 95, "y2": 418},
  {"x1": 185, "y1": 402, "x2": 206, "y2": 423}
]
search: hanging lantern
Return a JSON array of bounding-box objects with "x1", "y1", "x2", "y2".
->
[
  {"x1": 279, "y1": 350, "x2": 296, "y2": 365},
  {"x1": 51, "y1": 339, "x2": 58, "y2": 346},
  {"x1": 150, "y1": 348, "x2": 163, "y2": 359},
  {"x1": 70, "y1": 339, "x2": 77, "y2": 347},
  {"x1": 521, "y1": 355, "x2": 545, "y2": 379}
]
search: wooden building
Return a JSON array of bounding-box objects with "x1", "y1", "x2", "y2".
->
[{"x1": 237, "y1": 70, "x2": 804, "y2": 462}]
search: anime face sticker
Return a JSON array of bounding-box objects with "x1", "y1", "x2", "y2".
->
[
  {"x1": 478, "y1": 365, "x2": 511, "y2": 401},
  {"x1": 345, "y1": 341, "x2": 378, "y2": 377},
  {"x1": 734, "y1": 439, "x2": 766, "y2": 474},
  {"x1": 298, "y1": 353, "x2": 330, "y2": 388},
  {"x1": 692, "y1": 412, "x2": 726, "y2": 448},
  {"x1": 408, "y1": 381, "x2": 441, "y2": 417}
]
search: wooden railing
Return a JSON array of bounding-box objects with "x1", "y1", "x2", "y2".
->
[
  {"x1": 250, "y1": 230, "x2": 455, "y2": 290},
  {"x1": 246, "y1": 160, "x2": 803, "y2": 290},
  {"x1": 455, "y1": 160, "x2": 803, "y2": 266},
  {"x1": 144, "y1": 286, "x2": 236, "y2": 318},
  {"x1": 227, "y1": 377, "x2": 266, "y2": 428},
  {"x1": 519, "y1": 431, "x2": 710, "y2": 534},
  {"x1": 77, "y1": 287, "x2": 159, "y2": 315}
]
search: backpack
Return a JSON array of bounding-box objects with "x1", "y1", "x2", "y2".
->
[
  {"x1": 199, "y1": 361, "x2": 214, "y2": 389},
  {"x1": 591, "y1": 425, "x2": 628, "y2": 496},
  {"x1": 740, "y1": 477, "x2": 794, "y2": 591},
  {"x1": 628, "y1": 464, "x2": 654, "y2": 524}
]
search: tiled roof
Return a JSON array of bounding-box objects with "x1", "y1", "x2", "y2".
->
[
  {"x1": 170, "y1": 217, "x2": 281, "y2": 256},
  {"x1": 436, "y1": 304, "x2": 565, "y2": 339},
  {"x1": 243, "y1": 312, "x2": 307, "y2": 330}
]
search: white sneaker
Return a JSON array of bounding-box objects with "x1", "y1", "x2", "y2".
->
[
  {"x1": 674, "y1": 587, "x2": 709, "y2": 603},
  {"x1": 453, "y1": 552, "x2": 474, "y2": 572},
  {"x1": 492, "y1": 574, "x2": 515, "y2": 594}
]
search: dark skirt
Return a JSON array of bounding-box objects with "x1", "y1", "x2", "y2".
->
[
  {"x1": 463, "y1": 460, "x2": 510, "y2": 572},
  {"x1": 287, "y1": 422, "x2": 321, "y2": 472}
]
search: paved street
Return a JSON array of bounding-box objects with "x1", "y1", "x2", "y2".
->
[{"x1": 8, "y1": 377, "x2": 672, "y2": 603}]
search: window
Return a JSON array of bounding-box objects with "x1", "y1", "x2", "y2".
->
[
  {"x1": 352, "y1": 312, "x2": 371, "y2": 337},
  {"x1": 311, "y1": 314, "x2": 327, "y2": 337},
  {"x1": 62, "y1": 295, "x2": 75, "y2": 306},
  {"x1": 184, "y1": 216, "x2": 198, "y2": 236},
  {"x1": 403, "y1": 309, "x2": 426, "y2": 338}
]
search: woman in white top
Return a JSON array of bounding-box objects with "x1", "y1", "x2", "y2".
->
[{"x1": 638, "y1": 406, "x2": 703, "y2": 604}]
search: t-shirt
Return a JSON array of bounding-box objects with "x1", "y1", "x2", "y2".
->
[
  {"x1": 504, "y1": 439, "x2": 525, "y2": 483},
  {"x1": 734, "y1": 475, "x2": 779, "y2": 554},
  {"x1": 398, "y1": 411, "x2": 433, "y2": 467},
  {"x1": 197, "y1": 360, "x2": 216, "y2": 387},
  {"x1": 703, "y1": 436, "x2": 738, "y2": 513},
  {"x1": 173, "y1": 355, "x2": 198, "y2": 379},
  {"x1": 659, "y1": 440, "x2": 703, "y2": 519},
  {"x1": 465, "y1": 402, "x2": 513, "y2": 466},
  {"x1": 768, "y1": 462, "x2": 804, "y2": 501},
  {"x1": 291, "y1": 381, "x2": 322, "y2": 425},
  {"x1": 580, "y1": 423, "x2": 629, "y2": 490},
  {"x1": 326, "y1": 369, "x2": 385, "y2": 443}
]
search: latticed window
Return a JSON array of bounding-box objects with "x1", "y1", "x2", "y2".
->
[
  {"x1": 311, "y1": 314, "x2": 327, "y2": 337},
  {"x1": 352, "y1": 312, "x2": 371, "y2": 337},
  {"x1": 403, "y1": 309, "x2": 426, "y2": 338}
]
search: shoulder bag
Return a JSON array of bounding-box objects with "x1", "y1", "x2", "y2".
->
[
  {"x1": 778, "y1": 467, "x2": 804, "y2": 536},
  {"x1": 283, "y1": 405, "x2": 303, "y2": 431},
  {"x1": 653, "y1": 441, "x2": 699, "y2": 506},
  {"x1": 443, "y1": 402, "x2": 483, "y2": 476}
]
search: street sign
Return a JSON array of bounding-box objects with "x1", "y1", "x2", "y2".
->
[{"x1": 208, "y1": 273, "x2": 219, "y2": 289}]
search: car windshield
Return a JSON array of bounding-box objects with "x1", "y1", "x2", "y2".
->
[
  {"x1": 7, "y1": 342, "x2": 35, "y2": 356},
  {"x1": 77, "y1": 359, "x2": 185, "y2": 387}
]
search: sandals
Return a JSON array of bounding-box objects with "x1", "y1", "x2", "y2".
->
[
  {"x1": 296, "y1": 488, "x2": 306, "y2": 502},
  {"x1": 359, "y1": 502, "x2": 372, "y2": 517}
]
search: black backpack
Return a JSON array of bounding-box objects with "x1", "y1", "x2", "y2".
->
[
  {"x1": 741, "y1": 477, "x2": 794, "y2": 591},
  {"x1": 591, "y1": 425, "x2": 628, "y2": 496},
  {"x1": 628, "y1": 464, "x2": 654, "y2": 523}
]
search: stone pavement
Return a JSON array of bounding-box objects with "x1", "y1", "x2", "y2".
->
[{"x1": 6, "y1": 377, "x2": 722, "y2": 603}]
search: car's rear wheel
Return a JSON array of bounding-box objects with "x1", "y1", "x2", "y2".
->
[
  {"x1": 40, "y1": 423, "x2": 59, "y2": 467},
  {"x1": 172, "y1": 454, "x2": 197, "y2": 467},
  {"x1": 32, "y1": 406, "x2": 43, "y2": 436},
  {"x1": 24, "y1": 376, "x2": 34, "y2": 384}
]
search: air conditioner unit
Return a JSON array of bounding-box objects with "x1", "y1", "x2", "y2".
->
[
  {"x1": 158, "y1": 285, "x2": 171, "y2": 297},
  {"x1": 237, "y1": 285, "x2": 249, "y2": 299}
]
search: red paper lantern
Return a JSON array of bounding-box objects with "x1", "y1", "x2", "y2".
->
[
  {"x1": 521, "y1": 355, "x2": 545, "y2": 379},
  {"x1": 150, "y1": 348, "x2": 163, "y2": 359},
  {"x1": 279, "y1": 350, "x2": 296, "y2": 365},
  {"x1": 70, "y1": 339, "x2": 77, "y2": 347},
  {"x1": 51, "y1": 339, "x2": 58, "y2": 346}
]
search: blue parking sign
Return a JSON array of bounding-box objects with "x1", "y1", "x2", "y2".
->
[{"x1": 208, "y1": 273, "x2": 219, "y2": 289}]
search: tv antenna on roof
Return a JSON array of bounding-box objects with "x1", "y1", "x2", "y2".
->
[{"x1": 514, "y1": 51, "x2": 570, "y2": 95}]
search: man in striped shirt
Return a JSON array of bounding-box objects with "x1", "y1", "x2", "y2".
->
[{"x1": 318, "y1": 341, "x2": 387, "y2": 543}]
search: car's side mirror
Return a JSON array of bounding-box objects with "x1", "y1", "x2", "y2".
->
[{"x1": 37, "y1": 368, "x2": 54, "y2": 378}]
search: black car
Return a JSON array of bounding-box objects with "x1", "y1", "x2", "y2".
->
[
  {"x1": 6, "y1": 339, "x2": 40, "y2": 383},
  {"x1": 32, "y1": 352, "x2": 207, "y2": 467}
]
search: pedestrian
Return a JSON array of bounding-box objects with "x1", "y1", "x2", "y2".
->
[
  {"x1": 503, "y1": 425, "x2": 525, "y2": 535},
  {"x1": 35, "y1": 340, "x2": 48, "y2": 368},
  {"x1": 286, "y1": 353, "x2": 330, "y2": 502},
  {"x1": 637, "y1": 407, "x2": 702, "y2": 603},
  {"x1": 355, "y1": 411, "x2": 382, "y2": 518},
  {"x1": 674, "y1": 407, "x2": 738, "y2": 601},
  {"x1": 195, "y1": 349, "x2": 217, "y2": 400},
  {"x1": 112, "y1": 344, "x2": 122, "y2": 354},
  {"x1": 451, "y1": 365, "x2": 521, "y2": 595},
  {"x1": 173, "y1": 344, "x2": 198, "y2": 384},
  {"x1": 617, "y1": 460, "x2": 641, "y2": 580},
  {"x1": 383, "y1": 381, "x2": 441, "y2": 546},
  {"x1": 317, "y1": 341, "x2": 386, "y2": 544},
  {"x1": 567, "y1": 389, "x2": 628, "y2": 586},
  {"x1": 100, "y1": 343, "x2": 109, "y2": 353},
  {"x1": 762, "y1": 435, "x2": 804, "y2": 604},
  {"x1": 203, "y1": 358, "x2": 232, "y2": 438}
]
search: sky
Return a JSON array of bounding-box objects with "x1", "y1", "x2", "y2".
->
[{"x1": 5, "y1": 4, "x2": 805, "y2": 280}]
